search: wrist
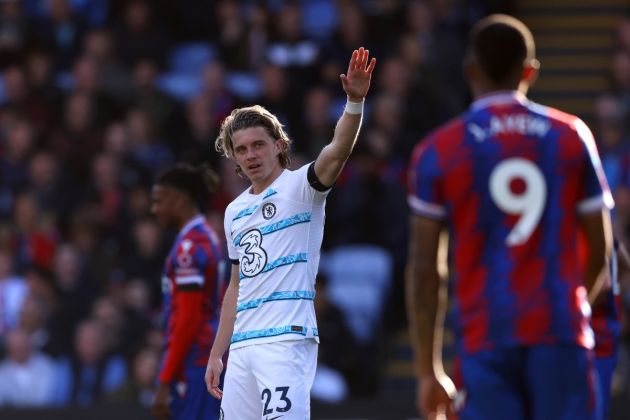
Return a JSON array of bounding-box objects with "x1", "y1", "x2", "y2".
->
[{"x1": 344, "y1": 98, "x2": 364, "y2": 115}]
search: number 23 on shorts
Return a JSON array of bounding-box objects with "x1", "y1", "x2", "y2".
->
[{"x1": 261, "y1": 386, "x2": 292, "y2": 418}]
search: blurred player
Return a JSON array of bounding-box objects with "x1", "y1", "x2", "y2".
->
[
  {"x1": 406, "y1": 14, "x2": 613, "y2": 420},
  {"x1": 592, "y1": 238, "x2": 630, "y2": 418},
  {"x1": 150, "y1": 164, "x2": 224, "y2": 420},
  {"x1": 205, "y1": 47, "x2": 375, "y2": 419}
]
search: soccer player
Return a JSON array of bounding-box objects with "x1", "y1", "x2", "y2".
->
[
  {"x1": 150, "y1": 164, "x2": 225, "y2": 420},
  {"x1": 204, "y1": 47, "x2": 375, "y2": 419},
  {"x1": 592, "y1": 238, "x2": 630, "y2": 419},
  {"x1": 406, "y1": 14, "x2": 614, "y2": 420}
]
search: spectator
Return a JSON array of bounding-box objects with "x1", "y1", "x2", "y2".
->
[
  {"x1": 27, "y1": 150, "x2": 75, "y2": 222},
  {"x1": 0, "y1": 248, "x2": 28, "y2": 338},
  {"x1": 125, "y1": 107, "x2": 174, "y2": 180},
  {"x1": 301, "y1": 86, "x2": 336, "y2": 160},
  {"x1": 17, "y1": 293, "x2": 51, "y2": 351},
  {"x1": 82, "y1": 28, "x2": 132, "y2": 103},
  {"x1": 55, "y1": 319, "x2": 128, "y2": 406},
  {"x1": 129, "y1": 58, "x2": 179, "y2": 136},
  {"x1": 46, "y1": 243, "x2": 94, "y2": 356},
  {"x1": 118, "y1": 217, "x2": 167, "y2": 308},
  {"x1": 8, "y1": 191, "x2": 58, "y2": 272},
  {"x1": 0, "y1": 328, "x2": 57, "y2": 406},
  {"x1": 0, "y1": 0, "x2": 28, "y2": 68},
  {"x1": 108, "y1": 345, "x2": 160, "y2": 407},
  {"x1": 0, "y1": 118, "x2": 35, "y2": 218},
  {"x1": 47, "y1": 90, "x2": 103, "y2": 182},
  {"x1": 28, "y1": 0, "x2": 88, "y2": 71},
  {"x1": 113, "y1": 0, "x2": 170, "y2": 68}
]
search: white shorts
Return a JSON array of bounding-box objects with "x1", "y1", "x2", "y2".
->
[{"x1": 220, "y1": 339, "x2": 318, "y2": 420}]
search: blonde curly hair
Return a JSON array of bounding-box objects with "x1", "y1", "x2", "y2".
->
[{"x1": 215, "y1": 105, "x2": 292, "y2": 177}]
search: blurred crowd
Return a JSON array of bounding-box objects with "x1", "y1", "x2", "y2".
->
[{"x1": 1, "y1": 0, "x2": 629, "y2": 410}]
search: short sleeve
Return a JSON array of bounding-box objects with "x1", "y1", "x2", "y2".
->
[
  {"x1": 285, "y1": 163, "x2": 329, "y2": 205},
  {"x1": 407, "y1": 138, "x2": 447, "y2": 220},
  {"x1": 223, "y1": 206, "x2": 238, "y2": 261},
  {"x1": 574, "y1": 119, "x2": 615, "y2": 214}
]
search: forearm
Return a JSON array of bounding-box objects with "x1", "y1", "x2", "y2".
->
[
  {"x1": 159, "y1": 293, "x2": 203, "y2": 383},
  {"x1": 314, "y1": 107, "x2": 363, "y2": 186},
  {"x1": 580, "y1": 209, "x2": 613, "y2": 303},
  {"x1": 330, "y1": 106, "x2": 363, "y2": 159},
  {"x1": 210, "y1": 278, "x2": 238, "y2": 359},
  {"x1": 406, "y1": 262, "x2": 445, "y2": 378},
  {"x1": 585, "y1": 253, "x2": 610, "y2": 304}
]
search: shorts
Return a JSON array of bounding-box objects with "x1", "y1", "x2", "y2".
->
[
  {"x1": 170, "y1": 364, "x2": 220, "y2": 420},
  {"x1": 220, "y1": 339, "x2": 318, "y2": 420},
  {"x1": 456, "y1": 345, "x2": 602, "y2": 420},
  {"x1": 596, "y1": 351, "x2": 618, "y2": 419}
]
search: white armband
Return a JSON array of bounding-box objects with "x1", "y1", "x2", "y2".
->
[{"x1": 345, "y1": 99, "x2": 364, "y2": 115}]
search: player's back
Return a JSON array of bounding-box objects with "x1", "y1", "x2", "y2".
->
[{"x1": 409, "y1": 92, "x2": 612, "y2": 353}]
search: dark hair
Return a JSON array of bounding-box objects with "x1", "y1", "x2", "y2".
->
[
  {"x1": 155, "y1": 163, "x2": 219, "y2": 206},
  {"x1": 470, "y1": 14, "x2": 536, "y2": 84}
]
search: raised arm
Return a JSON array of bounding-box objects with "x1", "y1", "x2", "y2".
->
[{"x1": 313, "y1": 47, "x2": 376, "y2": 187}]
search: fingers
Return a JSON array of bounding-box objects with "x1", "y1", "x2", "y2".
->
[
  {"x1": 366, "y1": 57, "x2": 376, "y2": 74},
  {"x1": 347, "y1": 47, "x2": 375, "y2": 74},
  {"x1": 210, "y1": 386, "x2": 223, "y2": 399},
  {"x1": 206, "y1": 367, "x2": 224, "y2": 399}
]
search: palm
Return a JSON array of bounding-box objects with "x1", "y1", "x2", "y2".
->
[{"x1": 341, "y1": 47, "x2": 376, "y2": 101}]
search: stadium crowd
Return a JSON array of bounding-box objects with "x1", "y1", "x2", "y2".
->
[{"x1": 0, "y1": 0, "x2": 629, "y2": 410}]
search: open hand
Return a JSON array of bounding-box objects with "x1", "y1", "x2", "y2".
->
[{"x1": 340, "y1": 47, "x2": 376, "y2": 102}]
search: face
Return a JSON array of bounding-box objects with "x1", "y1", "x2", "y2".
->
[
  {"x1": 151, "y1": 185, "x2": 183, "y2": 227},
  {"x1": 232, "y1": 126, "x2": 283, "y2": 191}
]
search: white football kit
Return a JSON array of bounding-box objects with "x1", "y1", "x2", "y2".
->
[{"x1": 220, "y1": 162, "x2": 329, "y2": 419}]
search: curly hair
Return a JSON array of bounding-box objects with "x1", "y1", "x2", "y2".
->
[
  {"x1": 155, "y1": 163, "x2": 219, "y2": 206},
  {"x1": 215, "y1": 105, "x2": 292, "y2": 177}
]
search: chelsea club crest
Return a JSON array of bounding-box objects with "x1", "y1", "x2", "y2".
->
[{"x1": 262, "y1": 202, "x2": 276, "y2": 220}]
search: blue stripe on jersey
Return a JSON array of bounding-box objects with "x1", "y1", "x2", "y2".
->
[
  {"x1": 233, "y1": 212, "x2": 312, "y2": 246},
  {"x1": 236, "y1": 290, "x2": 315, "y2": 312},
  {"x1": 263, "y1": 188, "x2": 277, "y2": 199},
  {"x1": 231, "y1": 325, "x2": 318, "y2": 344},
  {"x1": 239, "y1": 253, "x2": 308, "y2": 280},
  {"x1": 233, "y1": 206, "x2": 259, "y2": 221}
]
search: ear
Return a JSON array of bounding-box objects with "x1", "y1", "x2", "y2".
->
[
  {"x1": 522, "y1": 58, "x2": 540, "y2": 86},
  {"x1": 463, "y1": 54, "x2": 476, "y2": 84},
  {"x1": 274, "y1": 138, "x2": 284, "y2": 155}
]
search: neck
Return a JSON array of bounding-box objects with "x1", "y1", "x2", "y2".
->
[
  {"x1": 250, "y1": 165, "x2": 284, "y2": 195},
  {"x1": 177, "y1": 207, "x2": 201, "y2": 231},
  {"x1": 472, "y1": 81, "x2": 528, "y2": 99}
]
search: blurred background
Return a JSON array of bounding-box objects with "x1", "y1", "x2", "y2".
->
[{"x1": 0, "y1": 0, "x2": 629, "y2": 419}]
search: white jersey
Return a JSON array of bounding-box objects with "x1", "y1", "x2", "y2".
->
[{"x1": 224, "y1": 163, "x2": 329, "y2": 349}]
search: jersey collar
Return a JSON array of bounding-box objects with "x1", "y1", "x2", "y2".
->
[
  {"x1": 470, "y1": 90, "x2": 528, "y2": 112},
  {"x1": 178, "y1": 214, "x2": 205, "y2": 238}
]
